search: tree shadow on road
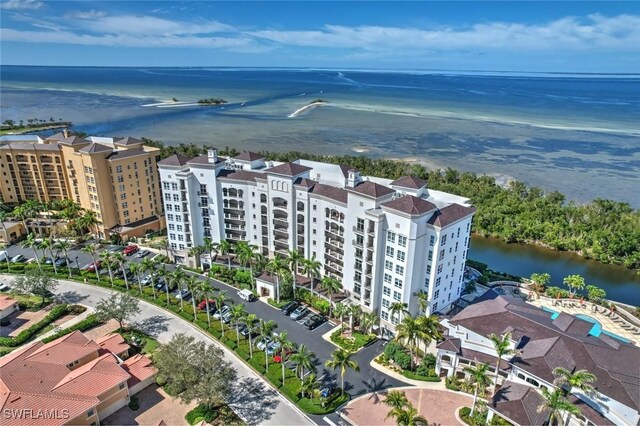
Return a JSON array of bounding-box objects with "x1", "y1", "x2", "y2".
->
[
  {"x1": 227, "y1": 376, "x2": 279, "y2": 425},
  {"x1": 56, "y1": 291, "x2": 90, "y2": 304},
  {"x1": 133, "y1": 315, "x2": 169, "y2": 337}
]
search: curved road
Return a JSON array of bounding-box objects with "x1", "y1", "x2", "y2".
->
[{"x1": 1, "y1": 275, "x2": 314, "y2": 426}]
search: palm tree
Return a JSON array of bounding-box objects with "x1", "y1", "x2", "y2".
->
[
  {"x1": 301, "y1": 255, "x2": 321, "y2": 296},
  {"x1": 235, "y1": 241, "x2": 252, "y2": 270},
  {"x1": 383, "y1": 390, "x2": 409, "y2": 410},
  {"x1": 347, "y1": 303, "x2": 362, "y2": 332},
  {"x1": 290, "y1": 344, "x2": 316, "y2": 384},
  {"x1": 244, "y1": 313, "x2": 259, "y2": 359},
  {"x1": 300, "y1": 373, "x2": 321, "y2": 399},
  {"x1": 214, "y1": 290, "x2": 233, "y2": 334},
  {"x1": 390, "y1": 302, "x2": 409, "y2": 324},
  {"x1": 196, "y1": 279, "x2": 214, "y2": 327},
  {"x1": 202, "y1": 237, "x2": 216, "y2": 269},
  {"x1": 21, "y1": 233, "x2": 41, "y2": 271},
  {"x1": 99, "y1": 251, "x2": 115, "y2": 286},
  {"x1": 395, "y1": 314, "x2": 425, "y2": 370},
  {"x1": 12, "y1": 205, "x2": 30, "y2": 232},
  {"x1": 325, "y1": 349, "x2": 359, "y2": 396},
  {"x1": 563, "y1": 274, "x2": 585, "y2": 298},
  {"x1": 488, "y1": 332, "x2": 520, "y2": 392},
  {"x1": 129, "y1": 262, "x2": 143, "y2": 293},
  {"x1": 139, "y1": 257, "x2": 156, "y2": 299},
  {"x1": 267, "y1": 255, "x2": 287, "y2": 303},
  {"x1": 361, "y1": 311, "x2": 379, "y2": 335},
  {"x1": 286, "y1": 249, "x2": 303, "y2": 297},
  {"x1": 259, "y1": 319, "x2": 277, "y2": 372},
  {"x1": 537, "y1": 387, "x2": 580, "y2": 426},
  {"x1": 334, "y1": 303, "x2": 347, "y2": 332},
  {"x1": 40, "y1": 238, "x2": 58, "y2": 274},
  {"x1": 54, "y1": 240, "x2": 72, "y2": 278},
  {"x1": 463, "y1": 362, "x2": 491, "y2": 415},
  {"x1": 231, "y1": 304, "x2": 247, "y2": 345},
  {"x1": 188, "y1": 245, "x2": 206, "y2": 271},
  {"x1": 81, "y1": 243, "x2": 101, "y2": 281},
  {"x1": 250, "y1": 249, "x2": 264, "y2": 289},
  {"x1": 185, "y1": 276, "x2": 201, "y2": 320},
  {"x1": 385, "y1": 403, "x2": 428, "y2": 426},
  {"x1": 216, "y1": 239, "x2": 232, "y2": 269},
  {"x1": 170, "y1": 268, "x2": 188, "y2": 310},
  {"x1": 272, "y1": 331, "x2": 295, "y2": 384},
  {"x1": 112, "y1": 252, "x2": 129, "y2": 291},
  {"x1": 530, "y1": 272, "x2": 550, "y2": 298},
  {"x1": 552, "y1": 367, "x2": 597, "y2": 397},
  {"x1": 78, "y1": 210, "x2": 99, "y2": 239},
  {"x1": 414, "y1": 290, "x2": 429, "y2": 314},
  {"x1": 155, "y1": 263, "x2": 172, "y2": 305},
  {"x1": 320, "y1": 276, "x2": 341, "y2": 318}
]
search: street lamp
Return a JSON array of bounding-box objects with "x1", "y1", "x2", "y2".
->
[{"x1": 75, "y1": 256, "x2": 79, "y2": 276}]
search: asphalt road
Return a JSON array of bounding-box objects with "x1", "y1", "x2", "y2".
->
[{"x1": 3, "y1": 243, "x2": 408, "y2": 425}]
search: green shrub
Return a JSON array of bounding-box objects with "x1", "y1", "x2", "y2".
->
[
  {"x1": 222, "y1": 338, "x2": 237, "y2": 351},
  {"x1": 0, "y1": 304, "x2": 69, "y2": 347},
  {"x1": 185, "y1": 405, "x2": 218, "y2": 425},
  {"x1": 393, "y1": 350, "x2": 411, "y2": 370},
  {"x1": 42, "y1": 314, "x2": 101, "y2": 343},
  {"x1": 330, "y1": 330, "x2": 377, "y2": 351},
  {"x1": 446, "y1": 376, "x2": 460, "y2": 391},
  {"x1": 297, "y1": 393, "x2": 349, "y2": 414},
  {"x1": 128, "y1": 396, "x2": 139, "y2": 410},
  {"x1": 384, "y1": 341, "x2": 403, "y2": 360},
  {"x1": 401, "y1": 370, "x2": 441, "y2": 382},
  {"x1": 156, "y1": 374, "x2": 167, "y2": 386},
  {"x1": 546, "y1": 286, "x2": 570, "y2": 298}
]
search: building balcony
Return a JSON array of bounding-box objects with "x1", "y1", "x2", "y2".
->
[
  {"x1": 353, "y1": 225, "x2": 365, "y2": 234},
  {"x1": 273, "y1": 220, "x2": 288, "y2": 231},
  {"x1": 367, "y1": 236, "x2": 374, "y2": 247},
  {"x1": 325, "y1": 250, "x2": 344, "y2": 263},
  {"x1": 273, "y1": 210, "x2": 288, "y2": 220},
  {"x1": 197, "y1": 190, "x2": 207, "y2": 196},
  {"x1": 226, "y1": 234, "x2": 244, "y2": 241},
  {"x1": 353, "y1": 275, "x2": 362, "y2": 283},
  {"x1": 273, "y1": 200, "x2": 288, "y2": 209},
  {"x1": 325, "y1": 261, "x2": 343, "y2": 274},
  {"x1": 225, "y1": 223, "x2": 246, "y2": 231},
  {"x1": 352, "y1": 239, "x2": 364, "y2": 248},
  {"x1": 326, "y1": 239, "x2": 344, "y2": 250},
  {"x1": 224, "y1": 212, "x2": 244, "y2": 220}
]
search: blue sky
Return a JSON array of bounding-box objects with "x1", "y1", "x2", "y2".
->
[{"x1": 1, "y1": 0, "x2": 639, "y2": 72}]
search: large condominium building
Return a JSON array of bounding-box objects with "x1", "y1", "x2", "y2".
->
[
  {"x1": 0, "y1": 133, "x2": 164, "y2": 239},
  {"x1": 158, "y1": 149, "x2": 475, "y2": 328}
]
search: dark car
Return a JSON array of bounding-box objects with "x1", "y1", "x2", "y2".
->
[
  {"x1": 44, "y1": 257, "x2": 54, "y2": 265},
  {"x1": 281, "y1": 301, "x2": 299, "y2": 316},
  {"x1": 54, "y1": 257, "x2": 68, "y2": 267},
  {"x1": 320, "y1": 382, "x2": 336, "y2": 398},
  {"x1": 302, "y1": 314, "x2": 325, "y2": 330},
  {"x1": 239, "y1": 324, "x2": 252, "y2": 337}
]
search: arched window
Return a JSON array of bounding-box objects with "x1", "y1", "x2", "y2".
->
[
  {"x1": 441, "y1": 355, "x2": 452, "y2": 363},
  {"x1": 223, "y1": 188, "x2": 228, "y2": 196},
  {"x1": 228, "y1": 188, "x2": 238, "y2": 197},
  {"x1": 238, "y1": 189, "x2": 243, "y2": 197},
  {"x1": 260, "y1": 194, "x2": 267, "y2": 203},
  {"x1": 261, "y1": 206, "x2": 267, "y2": 215},
  {"x1": 297, "y1": 201, "x2": 305, "y2": 211}
]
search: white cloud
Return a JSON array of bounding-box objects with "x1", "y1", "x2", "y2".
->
[
  {"x1": 66, "y1": 10, "x2": 107, "y2": 20},
  {"x1": 77, "y1": 15, "x2": 235, "y2": 36},
  {"x1": 0, "y1": 0, "x2": 43, "y2": 10}
]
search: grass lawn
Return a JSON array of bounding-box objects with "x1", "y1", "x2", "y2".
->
[
  {"x1": 330, "y1": 329, "x2": 377, "y2": 352},
  {"x1": 120, "y1": 329, "x2": 160, "y2": 354},
  {"x1": 1, "y1": 292, "x2": 51, "y2": 311}
]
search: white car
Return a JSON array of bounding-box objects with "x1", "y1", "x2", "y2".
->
[
  {"x1": 213, "y1": 305, "x2": 230, "y2": 320},
  {"x1": 256, "y1": 336, "x2": 271, "y2": 351}
]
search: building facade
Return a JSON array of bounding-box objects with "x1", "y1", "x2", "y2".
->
[
  {"x1": 0, "y1": 134, "x2": 164, "y2": 238},
  {"x1": 158, "y1": 149, "x2": 475, "y2": 328}
]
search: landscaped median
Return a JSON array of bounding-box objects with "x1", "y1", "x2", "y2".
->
[{"x1": 0, "y1": 263, "x2": 349, "y2": 415}]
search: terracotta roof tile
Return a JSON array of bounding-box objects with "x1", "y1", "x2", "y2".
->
[
  {"x1": 122, "y1": 354, "x2": 156, "y2": 387},
  {"x1": 157, "y1": 154, "x2": 192, "y2": 167},
  {"x1": 95, "y1": 333, "x2": 130, "y2": 356},
  {"x1": 217, "y1": 169, "x2": 264, "y2": 182},
  {"x1": 491, "y1": 381, "x2": 549, "y2": 426},
  {"x1": 310, "y1": 183, "x2": 348, "y2": 204},
  {"x1": 233, "y1": 151, "x2": 264, "y2": 162},
  {"x1": 351, "y1": 181, "x2": 395, "y2": 198},
  {"x1": 0, "y1": 295, "x2": 17, "y2": 310},
  {"x1": 382, "y1": 195, "x2": 437, "y2": 215},
  {"x1": 114, "y1": 137, "x2": 144, "y2": 146},
  {"x1": 78, "y1": 143, "x2": 112, "y2": 154},
  {"x1": 427, "y1": 203, "x2": 476, "y2": 227},
  {"x1": 265, "y1": 162, "x2": 312, "y2": 177},
  {"x1": 390, "y1": 176, "x2": 427, "y2": 189},
  {"x1": 52, "y1": 354, "x2": 129, "y2": 397}
]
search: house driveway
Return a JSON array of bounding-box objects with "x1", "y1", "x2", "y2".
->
[
  {"x1": 103, "y1": 385, "x2": 196, "y2": 426},
  {"x1": 341, "y1": 387, "x2": 472, "y2": 426}
]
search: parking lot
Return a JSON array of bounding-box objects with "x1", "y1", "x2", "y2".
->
[{"x1": 2, "y1": 242, "x2": 405, "y2": 425}]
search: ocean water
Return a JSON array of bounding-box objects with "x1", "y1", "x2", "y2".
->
[{"x1": 1, "y1": 66, "x2": 639, "y2": 206}]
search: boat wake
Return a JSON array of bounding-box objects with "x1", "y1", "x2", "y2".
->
[{"x1": 288, "y1": 101, "x2": 328, "y2": 118}]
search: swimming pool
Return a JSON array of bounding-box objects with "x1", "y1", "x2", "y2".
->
[{"x1": 540, "y1": 309, "x2": 631, "y2": 344}]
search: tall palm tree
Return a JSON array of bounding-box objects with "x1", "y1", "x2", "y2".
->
[
  {"x1": 385, "y1": 404, "x2": 428, "y2": 426},
  {"x1": 244, "y1": 313, "x2": 259, "y2": 359},
  {"x1": 139, "y1": 257, "x2": 156, "y2": 299},
  {"x1": 202, "y1": 237, "x2": 216, "y2": 269},
  {"x1": 170, "y1": 268, "x2": 188, "y2": 310},
  {"x1": 383, "y1": 390, "x2": 409, "y2": 410},
  {"x1": 537, "y1": 387, "x2": 580, "y2": 426},
  {"x1": 267, "y1": 255, "x2": 287, "y2": 303},
  {"x1": 259, "y1": 319, "x2": 277, "y2": 372},
  {"x1": 78, "y1": 210, "x2": 99, "y2": 239},
  {"x1": 361, "y1": 311, "x2": 379, "y2": 335},
  {"x1": 214, "y1": 290, "x2": 233, "y2": 334},
  {"x1": 320, "y1": 276, "x2": 341, "y2": 318},
  {"x1": 301, "y1": 255, "x2": 321, "y2": 296},
  {"x1": 196, "y1": 279, "x2": 214, "y2": 327},
  {"x1": 40, "y1": 238, "x2": 58, "y2": 274},
  {"x1": 250, "y1": 249, "x2": 264, "y2": 289},
  {"x1": 54, "y1": 240, "x2": 72, "y2": 278},
  {"x1": 348, "y1": 303, "x2": 362, "y2": 332},
  {"x1": 81, "y1": 243, "x2": 101, "y2": 281},
  {"x1": 12, "y1": 205, "x2": 30, "y2": 233},
  {"x1": 414, "y1": 290, "x2": 429, "y2": 314},
  {"x1": 185, "y1": 276, "x2": 201, "y2": 320},
  {"x1": 325, "y1": 349, "x2": 359, "y2": 396},
  {"x1": 390, "y1": 302, "x2": 409, "y2": 324},
  {"x1": 563, "y1": 274, "x2": 585, "y2": 298},
  {"x1": 155, "y1": 263, "x2": 172, "y2": 305},
  {"x1": 552, "y1": 367, "x2": 597, "y2": 397},
  {"x1": 231, "y1": 304, "x2": 247, "y2": 345},
  {"x1": 129, "y1": 262, "x2": 143, "y2": 293},
  {"x1": 300, "y1": 373, "x2": 321, "y2": 399},
  {"x1": 99, "y1": 251, "x2": 115, "y2": 286},
  {"x1": 272, "y1": 331, "x2": 295, "y2": 384},
  {"x1": 290, "y1": 344, "x2": 316, "y2": 384},
  {"x1": 112, "y1": 252, "x2": 129, "y2": 291},
  {"x1": 463, "y1": 362, "x2": 491, "y2": 415},
  {"x1": 395, "y1": 314, "x2": 423, "y2": 370},
  {"x1": 488, "y1": 332, "x2": 520, "y2": 392},
  {"x1": 334, "y1": 303, "x2": 347, "y2": 332},
  {"x1": 286, "y1": 249, "x2": 303, "y2": 297},
  {"x1": 188, "y1": 245, "x2": 206, "y2": 271},
  {"x1": 235, "y1": 241, "x2": 252, "y2": 270},
  {"x1": 21, "y1": 233, "x2": 41, "y2": 271},
  {"x1": 216, "y1": 239, "x2": 232, "y2": 269}
]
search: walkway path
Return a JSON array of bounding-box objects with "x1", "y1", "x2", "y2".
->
[{"x1": 0, "y1": 275, "x2": 314, "y2": 426}]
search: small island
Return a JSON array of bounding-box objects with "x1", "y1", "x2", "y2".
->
[
  {"x1": 1, "y1": 118, "x2": 72, "y2": 135},
  {"x1": 197, "y1": 98, "x2": 228, "y2": 105}
]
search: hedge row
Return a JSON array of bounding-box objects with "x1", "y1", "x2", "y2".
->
[
  {"x1": 0, "y1": 304, "x2": 69, "y2": 347},
  {"x1": 42, "y1": 314, "x2": 101, "y2": 343}
]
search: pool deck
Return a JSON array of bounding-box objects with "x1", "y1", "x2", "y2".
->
[{"x1": 520, "y1": 289, "x2": 639, "y2": 345}]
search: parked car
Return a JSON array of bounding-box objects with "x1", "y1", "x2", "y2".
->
[
  {"x1": 239, "y1": 324, "x2": 252, "y2": 337},
  {"x1": 0, "y1": 283, "x2": 11, "y2": 292},
  {"x1": 105, "y1": 245, "x2": 125, "y2": 253},
  {"x1": 221, "y1": 307, "x2": 232, "y2": 324},
  {"x1": 237, "y1": 289, "x2": 255, "y2": 302},
  {"x1": 281, "y1": 301, "x2": 299, "y2": 316},
  {"x1": 303, "y1": 314, "x2": 326, "y2": 330},
  {"x1": 290, "y1": 306, "x2": 308, "y2": 321},
  {"x1": 197, "y1": 299, "x2": 216, "y2": 311},
  {"x1": 10, "y1": 255, "x2": 25, "y2": 263},
  {"x1": 174, "y1": 289, "x2": 191, "y2": 300},
  {"x1": 266, "y1": 341, "x2": 281, "y2": 356},
  {"x1": 140, "y1": 274, "x2": 155, "y2": 286},
  {"x1": 123, "y1": 245, "x2": 139, "y2": 256},
  {"x1": 320, "y1": 382, "x2": 336, "y2": 398},
  {"x1": 44, "y1": 257, "x2": 54, "y2": 265},
  {"x1": 85, "y1": 261, "x2": 102, "y2": 272},
  {"x1": 214, "y1": 305, "x2": 230, "y2": 320},
  {"x1": 134, "y1": 249, "x2": 150, "y2": 259},
  {"x1": 26, "y1": 258, "x2": 38, "y2": 264},
  {"x1": 273, "y1": 349, "x2": 295, "y2": 363},
  {"x1": 155, "y1": 281, "x2": 175, "y2": 292},
  {"x1": 54, "y1": 257, "x2": 67, "y2": 267},
  {"x1": 256, "y1": 336, "x2": 271, "y2": 351}
]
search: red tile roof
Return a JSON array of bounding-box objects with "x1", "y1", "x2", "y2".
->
[
  {"x1": 95, "y1": 333, "x2": 130, "y2": 357},
  {"x1": 350, "y1": 181, "x2": 395, "y2": 198},
  {"x1": 265, "y1": 162, "x2": 312, "y2": 177},
  {"x1": 157, "y1": 154, "x2": 192, "y2": 167},
  {"x1": 426, "y1": 203, "x2": 476, "y2": 227},
  {"x1": 233, "y1": 151, "x2": 265, "y2": 162},
  {"x1": 381, "y1": 195, "x2": 437, "y2": 215},
  {"x1": 390, "y1": 176, "x2": 427, "y2": 189},
  {"x1": 122, "y1": 354, "x2": 157, "y2": 387},
  {"x1": 0, "y1": 295, "x2": 17, "y2": 310},
  {"x1": 52, "y1": 353, "x2": 129, "y2": 397}
]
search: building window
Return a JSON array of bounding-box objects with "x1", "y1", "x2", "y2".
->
[
  {"x1": 386, "y1": 246, "x2": 394, "y2": 257},
  {"x1": 119, "y1": 382, "x2": 126, "y2": 390},
  {"x1": 384, "y1": 273, "x2": 392, "y2": 284},
  {"x1": 383, "y1": 286, "x2": 391, "y2": 297},
  {"x1": 428, "y1": 250, "x2": 433, "y2": 261},
  {"x1": 167, "y1": 214, "x2": 174, "y2": 221},
  {"x1": 436, "y1": 277, "x2": 441, "y2": 287},
  {"x1": 439, "y1": 249, "x2": 445, "y2": 259},
  {"x1": 168, "y1": 224, "x2": 175, "y2": 231},
  {"x1": 426, "y1": 265, "x2": 431, "y2": 274},
  {"x1": 387, "y1": 231, "x2": 396, "y2": 243},
  {"x1": 395, "y1": 265, "x2": 404, "y2": 275},
  {"x1": 382, "y1": 298, "x2": 390, "y2": 308},
  {"x1": 87, "y1": 409, "x2": 94, "y2": 417},
  {"x1": 398, "y1": 235, "x2": 407, "y2": 247},
  {"x1": 393, "y1": 291, "x2": 401, "y2": 301},
  {"x1": 122, "y1": 202, "x2": 128, "y2": 209},
  {"x1": 385, "y1": 260, "x2": 393, "y2": 271},
  {"x1": 381, "y1": 311, "x2": 389, "y2": 321},
  {"x1": 430, "y1": 235, "x2": 435, "y2": 246},
  {"x1": 394, "y1": 278, "x2": 402, "y2": 289},
  {"x1": 437, "y1": 264, "x2": 443, "y2": 274},
  {"x1": 116, "y1": 165, "x2": 122, "y2": 173},
  {"x1": 396, "y1": 251, "x2": 405, "y2": 262},
  {"x1": 163, "y1": 182, "x2": 170, "y2": 190}
]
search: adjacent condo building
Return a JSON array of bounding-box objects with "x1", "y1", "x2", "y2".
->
[{"x1": 158, "y1": 149, "x2": 475, "y2": 328}]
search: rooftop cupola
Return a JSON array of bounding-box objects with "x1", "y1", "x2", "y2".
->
[
  {"x1": 347, "y1": 169, "x2": 362, "y2": 188},
  {"x1": 207, "y1": 148, "x2": 218, "y2": 163}
]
